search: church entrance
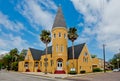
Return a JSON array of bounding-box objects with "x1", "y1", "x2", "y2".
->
[
  {"x1": 54, "y1": 58, "x2": 66, "y2": 74},
  {"x1": 57, "y1": 60, "x2": 62, "y2": 70}
]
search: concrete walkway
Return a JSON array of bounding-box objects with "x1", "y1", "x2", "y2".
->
[
  {"x1": 22, "y1": 72, "x2": 78, "y2": 78},
  {"x1": 22, "y1": 71, "x2": 112, "y2": 79}
]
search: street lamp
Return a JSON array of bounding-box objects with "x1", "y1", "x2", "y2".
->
[
  {"x1": 117, "y1": 59, "x2": 119, "y2": 69},
  {"x1": 103, "y1": 44, "x2": 106, "y2": 73}
]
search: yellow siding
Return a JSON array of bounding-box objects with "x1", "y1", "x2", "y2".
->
[
  {"x1": 92, "y1": 58, "x2": 104, "y2": 70},
  {"x1": 67, "y1": 59, "x2": 78, "y2": 73},
  {"x1": 18, "y1": 61, "x2": 24, "y2": 72},
  {"x1": 41, "y1": 54, "x2": 52, "y2": 73},
  {"x1": 78, "y1": 44, "x2": 92, "y2": 73},
  {"x1": 52, "y1": 27, "x2": 68, "y2": 73}
]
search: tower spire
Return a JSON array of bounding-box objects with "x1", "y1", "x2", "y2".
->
[{"x1": 52, "y1": 6, "x2": 66, "y2": 29}]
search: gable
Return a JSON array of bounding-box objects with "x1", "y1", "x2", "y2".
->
[
  {"x1": 78, "y1": 44, "x2": 92, "y2": 61},
  {"x1": 24, "y1": 49, "x2": 34, "y2": 61}
]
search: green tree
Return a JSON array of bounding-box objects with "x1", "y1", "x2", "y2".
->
[
  {"x1": 109, "y1": 53, "x2": 120, "y2": 69},
  {"x1": 12, "y1": 62, "x2": 18, "y2": 71},
  {"x1": 0, "y1": 62, "x2": 2, "y2": 70},
  {"x1": 10, "y1": 48, "x2": 19, "y2": 62},
  {"x1": 9, "y1": 48, "x2": 19, "y2": 70},
  {"x1": 19, "y1": 49, "x2": 27, "y2": 61},
  {"x1": 91, "y1": 54, "x2": 97, "y2": 58},
  {"x1": 40, "y1": 30, "x2": 51, "y2": 74},
  {"x1": 68, "y1": 27, "x2": 78, "y2": 70},
  {"x1": 2, "y1": 54, "x2": 12, "y2": 70}
]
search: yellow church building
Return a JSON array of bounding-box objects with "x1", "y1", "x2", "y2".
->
[{"x1": 18, "y1": 7, "x2": 93, "y2": 74}]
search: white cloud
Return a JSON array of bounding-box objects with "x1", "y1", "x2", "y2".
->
[
  {"x1": 16, "y1": 0, "x2": 57, "y2": 30},
  {"x1": 71, "y1": 0, "x2": 120, "y2": 53},
  {"x1": 0, "y1": 50, "x2": 9, "y2": 55},
  {"x1": 71, "y1": 0, "x2": 102, "y2": 26},
  {"x1": 0, "y1": 12, "x2": 24, "y2": 32},
  {"x1": 0, "y1": 33, "x2": 31, "y2": 52}
]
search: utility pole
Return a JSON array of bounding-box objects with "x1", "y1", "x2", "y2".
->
[
  {"x1": 103, "y1": 44, "x2": 106, "y2": 73},
  {"x1": 117, "y1": 49, "x2": 120, "y2": 69}
]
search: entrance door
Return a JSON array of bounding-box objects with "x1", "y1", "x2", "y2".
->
[{"x1": 57, "y1": 61, "x2": 62, "y2": 70}]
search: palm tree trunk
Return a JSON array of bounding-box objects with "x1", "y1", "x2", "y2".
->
[
  {"x1": 11, "y1": 55, "x2": 13, "y2": 70},
  {"x1": 72, "y1": 41, "x2": 74, "y2": 68},
  {"x1": 45, "y1": 43, "x2": 48, "y2": 74}
]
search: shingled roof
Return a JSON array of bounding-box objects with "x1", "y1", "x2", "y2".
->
[
  {"x1": 52, "y1": 7, "x2": 66, "y2": 29},
  {"x1": 68, "y1": 43, "x2": 85, "y2": 59},
  {"x1": 29, "y1": 48, "x2": 43, "y2": 60},
  {"x1": 29, "y1": 43, "x2": 85, "y2": 60},
  {"x1": 42, "y1": 46, "x2": 52, "y2": 54}
]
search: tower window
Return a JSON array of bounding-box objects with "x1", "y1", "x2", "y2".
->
[
  {"x1": 40, "y1": 61, "x2": 42, "y2": 66},
  {"x1": 64, "y1": 34, "x2": 66, "y2": 38},
  {"x1": 61, "y1": 45, "x2": 64, "y2": 52},
  {"x1": 59, "y1": 32, "x2": 61, "y2": 37},
  {"x1": 56, "y1": 44, "x2": 58, "y2": 52},
  {"x1": 54, "y1": 33, "x2": 56, "y2": 38}
]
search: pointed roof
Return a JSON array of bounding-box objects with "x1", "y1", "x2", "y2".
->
[
  {"x1": 52, "y1": 7, "x2": 66, "y2": 29},
  {"x1": 29, "y1": 48, "x2": 43, "y2": 60}
]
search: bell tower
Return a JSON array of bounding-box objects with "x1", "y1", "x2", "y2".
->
[{"x1": 52, "y1": 7, "x2": 68, "y2": 73}]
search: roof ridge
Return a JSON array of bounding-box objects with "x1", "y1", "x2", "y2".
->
[
  {"x1": 29, "y1": 48, "x2": 43, "y2": 51},
  {"x1": 52, "y1": 6, "x2": 67, "y2": 29}
]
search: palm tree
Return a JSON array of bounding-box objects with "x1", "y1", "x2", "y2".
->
[
  {"x1": 68, "y1": 27, "x2": 78, "y2": 70},
  {"x1": 40, "y1": 30, "x2": 51, "y2": 74}
]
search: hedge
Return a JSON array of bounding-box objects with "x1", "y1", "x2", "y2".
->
[{"x1": 80, "y1": 70, "x2": 86, "y2": 74}]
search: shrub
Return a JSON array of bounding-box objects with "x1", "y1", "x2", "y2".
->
[
  {"x1": 7, "y1": 66, "x2": 11, "y2": 71},
  {"x1": 0, "y1": 63, "x2": 2, "y2": 70},
  {"x1": 37, "y1": 69, "x2": 41, "y2": 72},
  {"x1": 80, "y1": 70, "x2": 86, "y2": 74},
  {"x1": 93, "y1": 68, "x2": 102, "y2": 72},
  {"x1": 69, "y1": 71, "x2": 77, "y2": 74},
  {"x1": 12, "y1": 62, "x2": 18, "y2": 71}
]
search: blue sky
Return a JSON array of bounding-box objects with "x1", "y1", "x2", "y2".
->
[{"x1": 0, "y1": 0, "x2": 120, "y2": 61}]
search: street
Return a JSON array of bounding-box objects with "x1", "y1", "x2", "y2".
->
[
  {"x1": 66, "y1": 72, "x2": 120, "y2": 81},
  {"x1": 0, "y1": 70, "x2": 72, "y2": 81},
  {"x1": 0, "y1": 70, "x2": 120, "y2": 81}
]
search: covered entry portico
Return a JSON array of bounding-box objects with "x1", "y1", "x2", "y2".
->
[
  {"x1": 57, "y1": 59, "x2": 63, "y2": 70},
  {"x1": 54, "y1": 58, "x2": 66, "y2": 74}
]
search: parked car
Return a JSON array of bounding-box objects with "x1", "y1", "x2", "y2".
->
[
  {"x1": 118, "y1": 68, "x2": 120, "y2": 71},
  {"x1": 113, "y1": 69, "x2": 119, "y2": 72}
]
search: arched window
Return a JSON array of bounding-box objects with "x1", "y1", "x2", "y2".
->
[
  {"x1": 87, "y1": 57, "x2": 88, "y2": 62},
  {"x1": 64, "y1": 33, "x2": 66, "y2": 38},
  {"x1": 60, "y1": 45, "x2": 64, "y2": 52},
  {"x1": 83, "y1": 57, "x2": 85, "y2": 62},
  {"x1": 40, "y1": 61, "x2": 42, "y2": 66},
  {"x1": 35, "y1": 62, "x2": 39, "y2": 67},
  {"x1": 59, "y1": 32, "x2": 61, "y2": 37},
  {"x1": 54, "y1": 33, "x2": 56, "y2": 38}
]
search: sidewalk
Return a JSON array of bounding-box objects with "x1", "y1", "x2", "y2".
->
[
  {"x1": 22, "y1": 72, "x2": 78, "y2": 79},
  {"x1": 21, "y1": 71, "x2": 113, "y2": 79}
]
